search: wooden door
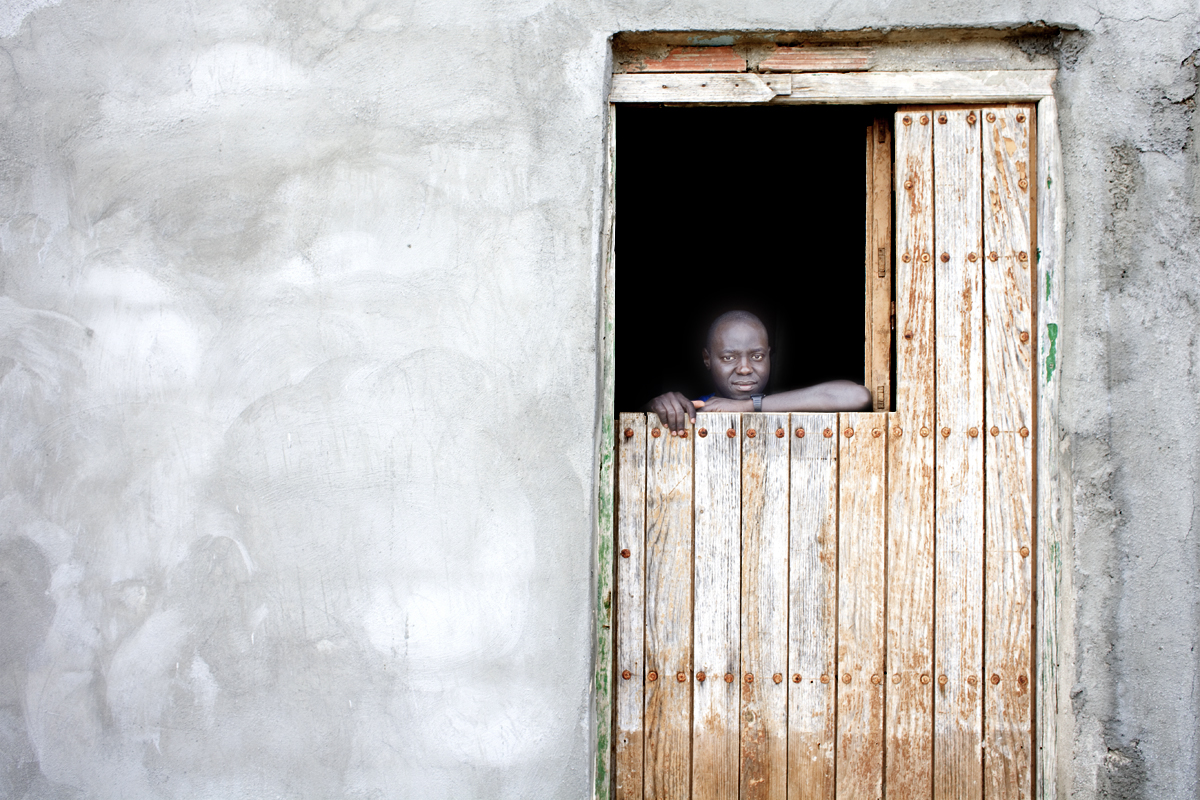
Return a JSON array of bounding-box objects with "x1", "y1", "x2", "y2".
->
[{"x1": 613, "y1": 103, "x2": 1034, "y2": 800}]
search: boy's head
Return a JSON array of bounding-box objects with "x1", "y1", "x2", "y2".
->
[{"x1": 702, "y1": 311, "x2": 771, "y2": 400}]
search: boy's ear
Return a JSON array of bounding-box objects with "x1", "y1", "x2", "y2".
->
[{"x1": 701, "y1": 348, "x2": 711, "y2": 370}]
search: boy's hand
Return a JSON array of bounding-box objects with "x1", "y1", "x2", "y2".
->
[
  {"x1": 648, "y1": 392, "x2": 695, "y2": 434},
  {"x1": 699, "y1": 396, "x2": 752, "y2": 413}
]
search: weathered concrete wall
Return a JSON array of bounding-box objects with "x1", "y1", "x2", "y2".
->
[{"x1": 0, "y1": 0, "x2": 1197, "y2": 797}]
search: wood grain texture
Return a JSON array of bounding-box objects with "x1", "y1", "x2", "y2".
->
[
  {"x1": 644, "y1": 417, "x2": 694, "y2": 800},
  {"x1": 836, "y1": 412, "x2": 888, "y2": 800},
  {"x1": 1035, "y1": 95, "x2": 1068, "y2": 800},
  {"x1": 894, "y1": 108, "x2": 935, "y2": 413},
  {"x1": 788, "y1": 414, "x2": 839, "y2": 800},
  {"x1": 884, "y1": 407, "x2": 934, "y2": 800},
  {"x1": 740, "y1": 413, "x2": 790, "y2": 800},
  {"x1": 983, "y1": 105, "x2": 1034, "y2": 800},
  {"x1": 595, "y1": 102, "x2": 618, "y2": 800},
  {"x1": 609, "y1": 73, "x2": 781, "y2": 103},
  {"x1": 932, "y1": 107, "x2": 985, "y2": 800},
  {"x1": 692, "y1": 412, "x2": 740, "y2": 800},
  {"x1": 776, "y1": 71, "x2": 1056, "y2": 105},
  {"x1": 758, "y1": 46, "x2": 874, "y2": 72},
  {"x1": 616, "y1": 413, "x2": 647, "y2": 800},
  {"x1": 865, "y1": 118, "x2": 893, "y2": 413}
]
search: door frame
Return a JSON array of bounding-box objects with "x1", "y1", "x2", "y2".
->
[{"x1": 592, "y1": 66, "x2": 1068, "y2": 800}]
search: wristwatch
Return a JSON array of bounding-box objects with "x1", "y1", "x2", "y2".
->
[{"x1": 752, "y1": 394, "x2": 765, "y2": 413}]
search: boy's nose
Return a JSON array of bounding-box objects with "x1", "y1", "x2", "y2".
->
[{"x1": 736, "y1": 360, "x2": 753, "y2": 374}]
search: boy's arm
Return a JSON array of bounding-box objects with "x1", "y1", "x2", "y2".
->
[{"x1": 699, "y1": 380, "x2": 872, "y2": 413}]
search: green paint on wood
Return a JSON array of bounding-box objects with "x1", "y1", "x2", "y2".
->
[
  {"x1": 1046, "y1": 268, "x2": 1051, "y2": 302},
  {"x1": 1045, "y1": 323, "x2": 1058, "y2": 384}
]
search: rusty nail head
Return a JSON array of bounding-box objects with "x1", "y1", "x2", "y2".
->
[
  {"x1": 623, "y1": 428, "x2": 634, "y2": 439},
  {"x1": 622, "y1": 670, "x2": 631, "y2": 680},
  {"x1": 967, "y1": 112, "x2": 977, "y2": 125},
  {"x1": 1018, "y1": 674, "x2": 1028, "y2": 686},
  {"x1": 921, "y1": 252, "x2": 930, "y2": 263},
  {"x1": 773, "y1": 673, "x2": 783, "y2": 684},
  {"x1": 920, "y1": 426, "x2": 930, "y2": 437},
  {"x1": 902, "y1": 115, "x2": 912, "y2": 125},
  {"x1": 679, "y1": 430, "x2": 688, "y2": 439},
  {"x1": 844, "y1": 427, "x2": 854, "y2": 438},
  {"x1": 938, "y1": 113, "x2": 947, "y2": 124},
  {"x1": 775, "y1": 428, "x2": 784, "y2": 438},
  {"x1": 1020, "y1": 331, "x2": 1030, "y2": 343},
  {"x1": 745, "y1": 673, "x2": 754, "y2": 683},
  {"x1": 793, "y1": 673, "x2": 802, "y2": 683},
  {"x1": 902, "y1": 253, "x2": 911, "y2": 263},
  {"x1": 1019, "y1": 251, "x2": 1028, "y2": 261},
  {"x1": 968, "y1": 252, "x2": 978, "y2": 262},
  {"x1": 938, "y1": 674, "x2": 948, "y2": 686},
  {"x1": 968, "y1": 675, "x2": 978, "y2": 686},
  {"x1": 991, "y1": 426, "x2": 1000, "y2": 436},
  {"x1": 1020, "y1": 545, "x2": 1031, "y2": 558},
  {"x1": 1019, "y1": 426, "x2": 1030, "y2": 438},
  {"x1": 747, "y1": 429, "x2": 756, "y2": 439},
  {"x1": 871, "y1": 674, "x2": 882, "y2": 685},
  {"x1": 988, "y1": 252, "x2": 999, "y2": 261},
  {"x1": 904, "y1": 179, "x2": 913, "y2": 190},
  {"x1": 920, "y1": 674, "x2": 931, "y2": 685},
  {"x1": 892, "y1": 674, "x2": 900, "y2": 684},
  {"x1": 648, "y1": 671, "x2": 658, "y2": 681},
  {"x1": 940, "y1": 252, "x2": 950, "y2": 262},
  {"x1": 987, "y1": 112, "x2": 996, "y2": 122},
  {"x1": 941, "y1": 426, "x2": 951, "y2": 438},
  {"x1": 893, "y1": 426, "x2": 903, "y2": 436},
  {"x1": 842, "y1": 673, "x2": 852, "y2": 684},
  {"x1": 820, "y1": 674, "x2": 829, "y2": 684},
  {"x1": 723, "y1": 673, "x2": 734, "y2": 683},
  {"x1": 726, "y1": 428, "x2": 736, "y2": 438},
  {"x1": 823, "y1": 428, "x2": 833, "y2": 438},
  {"x1": 872, "y1": 428, "x2": 881, "y2": 438},
  {"x1": 795, "y1": 428, "x2": 806, "y2": 438},
  {"x1": 969, "y1": 427, "x2": 979, "y2": 438},
  {"x1": 991, "y1": 674, "x2": 1001, "y2": 685},
  {"x1": 676, "y1": 672, "x2": 686, "y2": 683},
  {"x1": 696, "y1": 671, "x2": 706, "y2": 682},
  {"x1": 698, "y1": 427, "x2": 708, "y2": 437},
  {"x1": 620, "y1": 548, "x2": 630, "y2": 558},
  {"x1": 651, "y1": 428, "x2": 661, "y2": 438},
  {"x1": 904, "y1": 332, "x2": 913, "y2": 340},
  {"x1": 1019, "y1": 179, "x2": 1029, "y2": 190},
  {"x1": 1017, "y1": 112, "x2": 1026, "y2": 123},
  {"x1": 920, "y1": 114, "x2": 929, "y2": 125}
]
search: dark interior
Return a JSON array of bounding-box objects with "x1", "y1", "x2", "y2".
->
[{"x1": 615, "y1": 104, "x2": 884, "y2": 412}]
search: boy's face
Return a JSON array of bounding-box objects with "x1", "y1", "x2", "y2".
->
[{"x1": 703, "y1": 319, "x2": 771, "y2": 399}]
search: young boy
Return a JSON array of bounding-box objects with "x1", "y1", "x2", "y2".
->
[{"x1": 647, "y1": 310, "x2": 872, "y2": 434}]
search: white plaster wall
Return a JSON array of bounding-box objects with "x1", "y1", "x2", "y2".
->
[{"x1": 0, "y1": 0, "x2": 1197, "y2": 798}]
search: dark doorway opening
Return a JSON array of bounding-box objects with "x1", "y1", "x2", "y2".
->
[{"x1": 615, "y1": 104, "x2": 880, "y2": 413}]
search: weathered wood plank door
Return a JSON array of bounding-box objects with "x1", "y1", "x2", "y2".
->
[{"x1": 613, "y1": 103, "x2": 1034, "y2": 800}]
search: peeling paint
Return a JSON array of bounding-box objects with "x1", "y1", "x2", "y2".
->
[{"x1": 1045, "y1": 322, "x2": 1058, "y2": 384}]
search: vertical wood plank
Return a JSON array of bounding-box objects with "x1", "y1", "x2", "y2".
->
[
  {"x1": 983, "y1": 104, "x2": 1035, "y2": 800},
  {"x1": 616, "y1": 412, "x2": 647, "y2": 800},
  {"x1": 888, "y1": 107, "x2": 936, "y2": 800},
  {"x1": 645, "y1": 417, "x2": 694, "y2": 800},
  {"x1": 692, "y1": 412, "x2": 740, "y2": 800},
  {"x1": 885, "y1": 406, "x2": 935, "y2": 800},
  {"x1": 865, "y1": 117, "x2": 893, "y2": 411},
  {"x1": 1035, "y1": 95, "x2": 1069, "y2": 800},
  {"x1": 836, "y1": 412, "x2": 888, "y2": 800},
  {"x1": 894, "y1": 108, "x2": 936, "y2": 412},
  {"x1": 595, "y1": 102, "x2": 618, "y2": 800},
  {"x1": 788, "y1": 414, "x2": 838, "y2": 800},
  {"x1": 741, "y1": 413, "x2": 790, "y2": 800},
  {"x1": 932, "y1": 107, "x2": 985, "y2": 800}
]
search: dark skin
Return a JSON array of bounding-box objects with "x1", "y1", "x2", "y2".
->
[{"x1": 648, "y1": 317, "x2": 873, "y2": 434}]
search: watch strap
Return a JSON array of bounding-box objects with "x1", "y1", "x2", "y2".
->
[{"x1": 752, "y1": 394, "x2": 764, "y2": 412}]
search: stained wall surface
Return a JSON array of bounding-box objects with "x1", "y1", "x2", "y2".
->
[{"x1": 0, "y1": 0, "x2": 1198, "y2": 798}]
